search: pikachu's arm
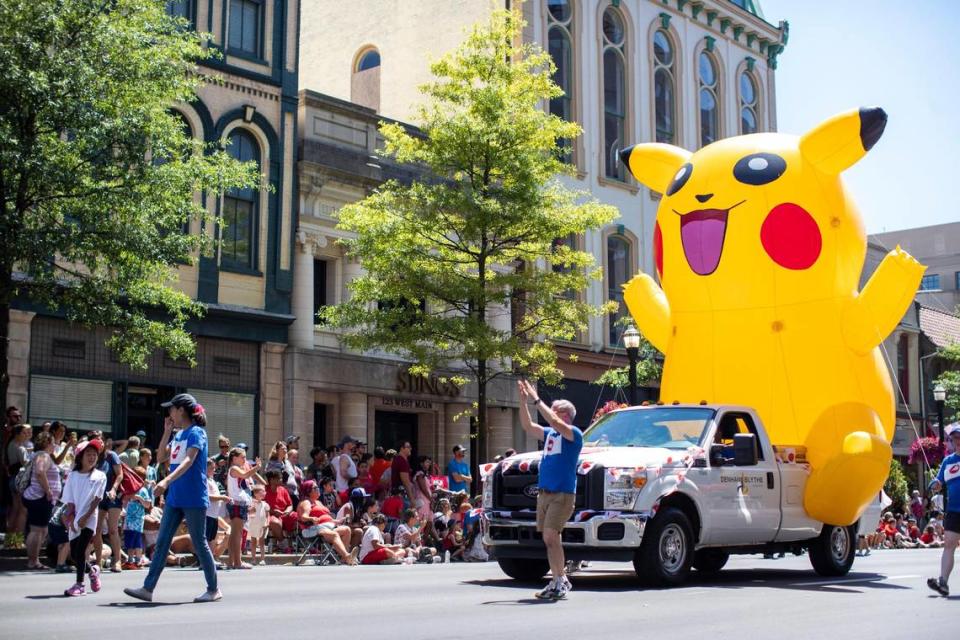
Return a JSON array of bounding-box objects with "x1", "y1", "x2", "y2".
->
[
  {"x1": 623, "y1": 273, "x2": 672, "y2": 353},
  {"x1": 843, "y1": 246, "x2": 925, "y2": 355}
]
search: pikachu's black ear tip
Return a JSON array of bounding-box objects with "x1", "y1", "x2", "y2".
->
[
  {"x1": 619, "y1": 145, "x2": 635, "y2": 169},
  {"x1": 859, "y1": 107, "x2": 887, "y2": 152}
]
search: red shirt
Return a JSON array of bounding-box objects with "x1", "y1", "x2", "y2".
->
[
  {"x1": 920, "y1": 532, "x2": 934, "y2": 544},
  {"x1": 302, "y1": 500, "x2": 334, "y2": 525},
  {"x1": 391, "y1": 455, "x2": 411, "y2": 490},
  {"x1": 265, "y1": 486, "x2": 292, "y2": 515},
  {"x1": 907, "y1": 525, "x2": 920, "y2": 540},
  {"x1": 370, "y1": 459, "x2": 391, "y2": 485},
  {"x1": 382, "y1": 496, "x2": 403, "y2": 518}
]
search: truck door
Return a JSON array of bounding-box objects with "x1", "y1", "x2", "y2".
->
[{"x1": 705, "y1": 412, "x2": 781, "y2": 545}]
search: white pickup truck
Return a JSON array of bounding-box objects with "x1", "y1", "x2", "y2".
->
[{"x1": 481, "y1": 404, "x2": 876, "y2": 586}]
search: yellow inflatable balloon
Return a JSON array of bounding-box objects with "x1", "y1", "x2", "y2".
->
[{"x1": 620, "y1": 108, "x2": 925, "y2": 526}]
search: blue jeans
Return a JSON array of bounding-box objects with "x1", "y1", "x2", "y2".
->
[{"x1": 143, "y1": 506, "x2": 217, "y2": 593}]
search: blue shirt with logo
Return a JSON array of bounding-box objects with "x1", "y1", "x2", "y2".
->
[
  {"x1": 447, "y1": 459, "x2": 470, "y2": 493},
  {"x1": 165, "y1": 425, "x2": 209, "y2": 509},
  {"x1": 124, "y1": 486, "x2": 153, "y2": 533},
  {"x1": 538, "y1": 426, "x2": 583, "y2": 494},
  {"x1": 934, "y1": 452, "x2": 960, "y2": 513}
]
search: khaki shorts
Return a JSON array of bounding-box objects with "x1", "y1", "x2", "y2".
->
[{"x1": 536, "y1": 490, "x2": 575, "y2": 532}]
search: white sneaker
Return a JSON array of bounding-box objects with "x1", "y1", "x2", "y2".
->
[
  {"x1": 123, "y1": 587, "x2": 153, "y2": 602},
  {"x1": 565, "y1": 560, "x2": 582, "y2": 574},
  {"x1": 554, "y1": 577, "x2": 571, "y2": 600},
  {"x1": 194, "y1": 589, "x2": 223, "y2": 603},
  {"x1": 535, "y1": 578, "x2": 559, "y2": 599}
]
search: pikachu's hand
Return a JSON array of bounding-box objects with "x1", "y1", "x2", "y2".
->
[{"x1": 622, "y1": 273, "x2": 671, "y2": 353}]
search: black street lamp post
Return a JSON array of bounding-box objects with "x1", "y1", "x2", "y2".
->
[
  {"x1": 934, "y1": 383, "x2": 946, "y2": 449},
  {"x1": 623, "y1": 326, "x2": 641, "y2": 406}
]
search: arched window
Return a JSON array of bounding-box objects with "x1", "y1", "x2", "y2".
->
[
  {"x1": 222, "y1": 129, "x2": 259, "y2": 268},
  {"x1": 739, "y1": 70, "x2": 759, "y2": 134},
  {"x1": 653, "y1": 29, "x2": 677, "y2": 145},
  {"x1": 352, "y1": 47, "x2": 381, "y2": 112},
  {"x1": 547, "y1": 0, "x2": 574, "y2": 162},
  {"x1": 698, "y1": 51, "x2": 720, "y2": 147},
  {"x1": 607, "y1": 234, "x2": 632, "y2": 346},
  {"x1": 602, "y1": 7, "x2": 627, "y2": 181}
]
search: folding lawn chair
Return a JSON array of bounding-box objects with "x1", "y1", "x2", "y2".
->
[{"x1": 295, "y1": 522, "x2": 341, "y2": 566}]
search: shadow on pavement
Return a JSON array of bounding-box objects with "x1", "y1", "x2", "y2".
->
[{"x1": 100, "y1": 601, "x2": 192, "y2": 608}]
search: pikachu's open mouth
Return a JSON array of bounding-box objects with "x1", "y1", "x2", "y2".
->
[{"x1": 679, "y1": 209, "x2": 728, "y2": 276}]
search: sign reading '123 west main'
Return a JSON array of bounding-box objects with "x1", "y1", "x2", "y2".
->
[{"x1": 396, "y1": 371, "x2": 462, "y2": 398}]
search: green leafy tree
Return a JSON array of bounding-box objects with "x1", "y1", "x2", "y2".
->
[
  {"x1": 934, "y1": 342, "x2": 960, "y2": 424},
  {"x1": 322, "y1": 9, "x2": 618, "y2": 467},
  {"x1": 883, "y1": 458, "x2": 910, "y2": 515},
  {"x1": 0, "y1": 0, "x2": 258, "y2": 403}
]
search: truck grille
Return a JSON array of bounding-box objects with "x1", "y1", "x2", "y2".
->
[{"x1": 492, "y1": 461, "x2": 603, "y2": 511}]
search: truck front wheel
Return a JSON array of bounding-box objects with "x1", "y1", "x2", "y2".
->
[
  {"x1": 497, "y1": 557, "x2": 550, "y2": 582},
  {"x1": 808, "y1": 524, "x2": 857, "y2": 577},
  {"x1": 634, "y1": 507, "x2": 694, "y2": 587}
]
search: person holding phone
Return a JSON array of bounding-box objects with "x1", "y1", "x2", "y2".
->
[{"x1": 124, "y1": 394, "x2": 220, "y2": 603}]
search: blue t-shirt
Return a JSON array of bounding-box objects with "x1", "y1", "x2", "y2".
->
[
  {"x1": 934, "y1": 452, "x2": 960, "y2": 513},
  {"x1": 447, "y1": 459, "x2": 470, "y2": 493},
  {"x1": 100, "y1": 450, "x2": 122, "y2": 491},
  {"x1": 165, "y1": 425, "x2": 209, "y2": 509},
  {"x1": 538, "y1": 426, "x2": 584, "y2": 494},
  {"x1": 124, "y1": 486, "x2": 153, "y2": 533}
]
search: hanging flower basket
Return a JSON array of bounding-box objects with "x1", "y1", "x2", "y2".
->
[
  {"x1": 908, "y1": 436, "x2": 945, "y2": 467},
  {"x1": 592, "y1": 400, "x2": 628, "y2": 423}
]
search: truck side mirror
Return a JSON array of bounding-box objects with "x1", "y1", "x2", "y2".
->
[
  {"x1": 709, "y1": 444, "x2": 726, "y2": 467},
  {"x1": 733, "y1": 434, "x2": 759, "y2": 466}
]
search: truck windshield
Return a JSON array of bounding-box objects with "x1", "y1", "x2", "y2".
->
[{"x1": 583, "y1": 407, "x2": 715, "y2": 449}]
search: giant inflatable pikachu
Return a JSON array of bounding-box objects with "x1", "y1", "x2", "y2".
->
[{"x1": 620, "y1": 108, "x2": 924, "y2": 526}]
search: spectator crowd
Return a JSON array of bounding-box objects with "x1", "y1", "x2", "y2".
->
[
  {"x1": 858, "y1": 489, "x2": 950, "y2": 554},
  {"x1": 0, "y1": 404, "x2": 491, "y2": 580}
]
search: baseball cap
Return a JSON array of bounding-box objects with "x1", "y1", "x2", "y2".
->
[
  {"x1": 236, "y1": 442, "x2": 248, "y2": 450},
  {"x1": 135, "y1": 430, "x2": 147, "y2": 438},
  {"x1": 76, "y1": 439, "x2": 104, "y2": 456},
  {"x1": 350, "y1": 487, "x2": 371, "y2": 499},
  {"x1": 285, "y1": 435, "x2": 300, "y2": 444},
  {"x1": 452, "y1": 444, "x2": 466, "y2": 454},
  {"x1": 160, "y1": 393, "x2": 197, "y2": 409},
  {"x1": 946, "y1": 423, "x2": 960, "y2": 437},
  {"x1": 338, "y1": 435, "x2": 360, "y2": 447}
]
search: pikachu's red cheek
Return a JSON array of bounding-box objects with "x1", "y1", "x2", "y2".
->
[
  {"x1": 654, "y1": 221, "x2": 663, "y2": 280},
  {"x1": 761, "y1": 203, "x2": 822, "y2": 270}
]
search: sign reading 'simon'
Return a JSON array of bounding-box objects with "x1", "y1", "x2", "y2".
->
[{"x1": 396, "y1": 372, "x2": 461, "y2": 397}]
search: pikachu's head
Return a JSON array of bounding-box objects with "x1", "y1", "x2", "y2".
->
[{"x1": 621, "y1": 108, "x2": 887, "y2": 311}]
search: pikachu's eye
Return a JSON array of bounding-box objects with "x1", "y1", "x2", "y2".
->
[
  {"x1": 666, "y1": 163, "x2": 692, "y2": 196},
  {"x1": 733, "y1": 153, "x2": 786, "y2": 186}
]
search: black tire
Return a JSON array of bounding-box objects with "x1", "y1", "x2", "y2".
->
[
  {"x1": 693, "y1": 548, "x2": 729, "y2": 574},
  {"x1": 808, "y1": 524, "x2": 856, "y2": 577},
  {"x1": 497, "y1": 557, "x2": 550, "y2": 582},
  {"x1": 634, "y1": 507, "x2": 694, "y2": 587}
]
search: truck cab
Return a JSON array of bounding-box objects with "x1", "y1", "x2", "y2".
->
[{"x1": 481, "y1": 404, "x2": 859, "y2": 586}]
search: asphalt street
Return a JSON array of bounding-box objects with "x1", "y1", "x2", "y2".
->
[{"x1": 0, "y1": 549, "x2": 953, "y2": 639}]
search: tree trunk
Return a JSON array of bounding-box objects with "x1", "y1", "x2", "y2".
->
[
  {"x1": 0, "y1": 271, "x2": 11, "y2": 410},
  {"x1": 474, "y1": 359, "x2": 488, "y2": 497}
]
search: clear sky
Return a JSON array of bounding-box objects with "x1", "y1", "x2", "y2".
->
[{"x1": 759, "y1": 0, "x2": 959, "y2": 234}]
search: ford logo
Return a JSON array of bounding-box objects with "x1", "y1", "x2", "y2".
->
[{"x1": 523, "y1": 484, "x2": 539, "y2": 499}]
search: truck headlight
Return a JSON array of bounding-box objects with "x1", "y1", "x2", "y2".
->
[{"x1": 603, "y1": 468, "x2": 647, "y2": 510}]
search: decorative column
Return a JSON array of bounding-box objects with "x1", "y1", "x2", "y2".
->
[{"x1": 290, "y1": 230, "x2": 323, "y2": 349}]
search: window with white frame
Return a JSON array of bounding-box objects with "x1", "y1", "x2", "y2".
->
[
  {"x1": 739, "y1": 70, "x2": 759, "y2": 134},
  {"x1": 653, "y1": 29, "x2": 677, "y2": 145},
  {"x1": 607, "y1": 234, "x2": 632, "y2": 346},
  {"x1": 602, "y1": 6, "x2": 627, "y2": 181},
  {"x1": 547, "y1": 0, "x2": 574, "y2": 162},
  {"x1": 698, "y1": 51, "x2": 720, "y2": 147}
]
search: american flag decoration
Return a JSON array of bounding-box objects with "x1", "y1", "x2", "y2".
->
[
  {"x1": 577, "y1": 461, "x2": 596, "y2": 475},
  {"x1": 607, "y1": 468, "x2": 621, "y2": 480},
  {"x1": 518, "y1": 460, "x2": 531, "y2": 473},
  {"x1": 500, "y1": 459, "x2": 513, "y2": 472},
  {"x1": 479, "y1": 463, "x2": 497, "y2": 479}
]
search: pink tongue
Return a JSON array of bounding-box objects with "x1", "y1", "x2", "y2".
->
[{"x1": 680, "y1": 211, "x2": 727, "y2": 276}]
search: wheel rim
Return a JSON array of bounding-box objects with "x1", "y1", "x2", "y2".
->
[
  {"x1": 659, "y1": 523, "x2": 686, "y2": 574},
  {"x1": 829, "y1": 526, "x2": 849, "y2": 564}
]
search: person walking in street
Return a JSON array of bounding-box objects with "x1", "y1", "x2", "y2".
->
[
  {"x1": 60, "y1": 439, "x2": 107, "y2": 596},
  {"x1": 927, "y1": 425, "x2": 960, "y2": 597},
  {"x1": 124, "y1": 393, "x2": 221, "y2": 603},
  {"x1": 517, "y1": 379, "x2": 583, "y2": 600}
]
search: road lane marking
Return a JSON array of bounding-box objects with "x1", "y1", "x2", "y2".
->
[{"x1": 790, "y1": 574, "x2": 919, "y2": 587}]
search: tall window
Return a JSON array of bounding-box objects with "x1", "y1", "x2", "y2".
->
[
  {"x1": 653, "y1": 30, "x2": 677, "y2": 144},
  {"x1": 547, "y1": 0, "x2": 574, "y2": 162},
  {"x1": 352, "y1": 48, "x2": 381, "y2": 111},
  {"x1": 739, "y1": 70, "x2": 759, "y2": 134},
  {"x1": 166, "y1": 0, "x2": 193, "y2": 19},
  {"x1": 607, "y1": 235, "x2": 631, "y2": 346},
  {"x1": 896, "y1": 334, "x2": 909, "y2": 403},
  {"x1": 602, "y1": 7, "x2": 627, "y2": 180},
  {"x1": 228, "y1": 0, "x2": 262, "y2": 57},
  {"x1": 552, "y1": 234, "x2": 577, "y2": 301},
  {"x1": 313, "y1": 259, "x2": 329, "y2": 321},
  {"x1": 222, "y1": 130, "x2": 259, "y2": 268},
  {"x1": 698, "y1": 51, "x2": 720, "y2": 147}
]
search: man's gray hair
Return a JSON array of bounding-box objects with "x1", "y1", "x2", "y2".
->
[{"x1": 551, "y1": 399, "x2": 576, "y2": 421}]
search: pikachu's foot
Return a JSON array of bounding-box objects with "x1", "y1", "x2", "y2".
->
[{"x1": 803, "y1": 432, "x2": 892, "y2": 526}]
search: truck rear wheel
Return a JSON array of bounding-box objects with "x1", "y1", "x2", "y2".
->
[
  {"x1": 634, "y1": 507, "x2": 694, "y2": 587},
  {"x1": 497, "y1": 557, "x2": 550, "y2": 582},
  {"x1": 693, "y1": 549, "x2": 729, "y2": 574},
  {"x1": 808, "y1": 524, "x2": 856, "y2": 577}
]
